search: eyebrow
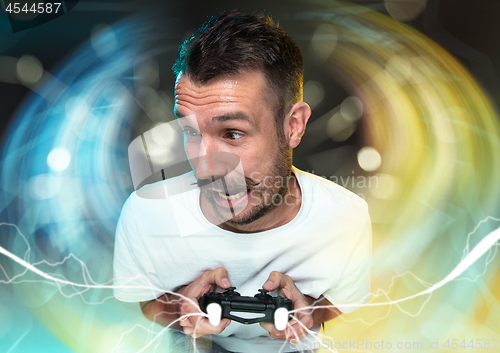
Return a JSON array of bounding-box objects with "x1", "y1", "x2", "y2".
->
[
  {"x1": 210, "y1": 112, "x2": 252, "y2": 125},
  {"x1": 173, "y1": 110, "x2": 253, "y2": 126},
  {"x1": 173, "y1": 109, "x2": 186, "y2": 119}
]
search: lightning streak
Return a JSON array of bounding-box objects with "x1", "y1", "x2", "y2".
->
[
  {"x1": 290, "y1": 226, "x2": 500, "y2": 314},
  {"x1": 1, "y1": 224, "x2": 499, "y2": 353}
]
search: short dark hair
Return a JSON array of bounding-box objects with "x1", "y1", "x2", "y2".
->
[{"x1": 172, "y1": 10, "x2": 304, "y2": 134}]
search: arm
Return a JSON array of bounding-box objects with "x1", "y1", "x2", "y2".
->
[
  {"x1": 305, "y1": 295, "x2": 341, "y2": 324},
  {"x1": 140, "y1": 288, "x2": 186, "y2": 329},
  {"x1": 140, "y1": 267, "x2": 232, "y2": 338}
]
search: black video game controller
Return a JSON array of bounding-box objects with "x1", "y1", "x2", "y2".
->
[{"x1": 199, "y1": 287, "x2": 293, "y2": 331}]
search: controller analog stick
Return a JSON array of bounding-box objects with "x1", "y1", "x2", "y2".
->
[
  {"x1": 274, "y1": 307, "x2": 288, "y2": 331},
  {"x1": 207, "y1": 302, "x2": 222, "y2": 326}
]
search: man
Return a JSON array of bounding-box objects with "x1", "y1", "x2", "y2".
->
[{"x1": 113, "y1": 10, "x2": 371, "y2": 353}]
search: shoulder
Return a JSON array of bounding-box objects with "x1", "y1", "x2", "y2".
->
[
  {"x1": 128, "y1": 171, "x2": 196, "y2": 201},
  {"x1": 116, "y1": 171, "x2": 197, "y2": 236},
  {"x1": 121, "y1": 171, "x2": 196, "y2": 214},
  {"x1": 294, "y1": 167, "x2": 368, "y2": 214}
]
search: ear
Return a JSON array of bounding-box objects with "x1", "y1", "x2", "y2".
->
[{"x1": 284, "y1": 102, "x2": 311, "y2": 149}]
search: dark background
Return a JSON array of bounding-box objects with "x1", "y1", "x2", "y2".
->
[
  {"x1": 1, "y1": 0, "x2": 500, "y2": 148},
  {"x1": 0, "y1": 1, "x2": 499, "y2": 352}
]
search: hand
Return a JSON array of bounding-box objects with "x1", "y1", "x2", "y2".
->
[
  {"x1": 260, "y1": 271, "x2": 314, "y2": 342},
  {"x1": 177, "y1": 267, "x2": 232, "y2": 338}
]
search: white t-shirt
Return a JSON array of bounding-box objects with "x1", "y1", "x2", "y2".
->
[{"x1": 113, "y1": 167, "x2": 371, "y2": 352}]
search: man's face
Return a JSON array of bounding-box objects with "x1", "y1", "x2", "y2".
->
[{"x1": 173, "y1": 70, "x2": 292, "y2": 229}]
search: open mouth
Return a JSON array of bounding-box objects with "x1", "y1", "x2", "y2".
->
[
  {"x1": 217, "y1": 190, "x2": 247, "y2": 200},
  {"x1": 211, "y1": 188, "x2": 250, "y2": 208}
]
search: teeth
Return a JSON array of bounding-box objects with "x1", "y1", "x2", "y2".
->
[{"x1": 218, "y1": 190, "x2": 246, "y2": 200}]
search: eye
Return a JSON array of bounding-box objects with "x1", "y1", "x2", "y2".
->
[
  {"x1": 183, "y1": 128, "x2": 201, "y2": 138},
  {"x1": 224, "y1": 131, "x2": 243, "y2": 140}
]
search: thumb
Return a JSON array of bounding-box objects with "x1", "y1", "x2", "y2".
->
[{"x1": 210, "y1": 267, "x2": 232, "y2": 289}]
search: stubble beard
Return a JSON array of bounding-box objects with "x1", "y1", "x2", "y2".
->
[{"x1": 203, "y1": 145, "x2": 293, "y2": 226}]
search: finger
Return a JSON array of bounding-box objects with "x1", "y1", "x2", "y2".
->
[
  {"x1": 185, "y1": 317, "x2": 207, "y2": 337},
  {"x1": 286, "y1": 326, "x2": 306, "y2": 343},
  {"x1": 286, "y1": 317, "x2": 298, "y2": 327},
  {"x1": 285, "y1": 311, "x2": 313, "y2": 341},
  {"x1": 262, "y1": 271, "x2": 288, "y2": 291},
  {"x1": 179, "y1": 309, "x2": 200, "y2": 328},
  {"x1": 215, "y1": 318, "x2": 231, "y2": 333},
  {"x1": 260, "y1": 321, "x2": 286, "y2": 340},
  {"x1": 183, "y1": 326, "x2": 194, "y2": 336},
  {"x1": 187, "y1": 311, "x2": 207, "y2": 328},
  {"x1": 179, "y1": 317, "x2": 194, "y2": 327},
  {"x1": 260, "y1": 321, "x2": 276, "y2": 333},
  {"x1": 261, "y1": 320, "x2": 303, "y2": 342},
  {"x1": 263, "y1": 272, "x2": 301, "y2": 303},
  {"x1": 184, "y1": 318, "x2": 215, "y2": 338},
  {"x1": 284, "y1": 315, "x2": 314, "y2": 342},
  {"x1": 179, "y1": 296, "x2": 205, "y2": 329},
  {"x1": 285, "y1": 321, "x2": 307, "y2": 340},
  {"x1": 182, "y1": 268, "x2": 231, "y2": 301},
  {"x1": 188, "y1": 318, "x2": 231, "y2": 337},
  {"x1": 202, "y1": 267, "x2": 231, "y2": 289},
  {"x1": 296, "y1": 312, "x2": 313, "y2": 330},
  {"x1": 292, "y1": 299, "x2": 314, "y2": 329},
  {"x1": 196, "y1": 317, "x2": 230, "y2": 332},
  {"x1": 179, "y1": 282, "x2": 207, "y2": 304}
]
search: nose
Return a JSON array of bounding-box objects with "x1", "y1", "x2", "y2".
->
[
  {"x1": 191, "y1": 139, "x2": 241, "y2": 182},
  {"x1": 193, "y1": 139, "x2": 214, "y2": 181}
]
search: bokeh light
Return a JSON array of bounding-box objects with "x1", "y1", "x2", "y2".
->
[
  {"x1": 0, "y1": 1, "x2": 499, "y2": 352},
  {"x1": 303, "y1": 80, "x2": 325, "y2": 110},
  {"x1": 47, "y1": 148, "x2": 71, "y2": 172},
  {"x1": 385, "y1": 0, "x2": 427, "y2": 21},
  {"x1": 311, "y1": 23, "x2": 338, "y2": 60},
  {"x1": 16, "y1": 55, "x2": 43, "y2": 84},
  {"x1": 27, "y1": 174, "x2": 61, "y2": 200},
  {"x1": 312, "y1": 1, "x2": 500, "y2": 350},
  {"x1": 358, "y1": 146, "x2": 382, "y2": 171}
]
